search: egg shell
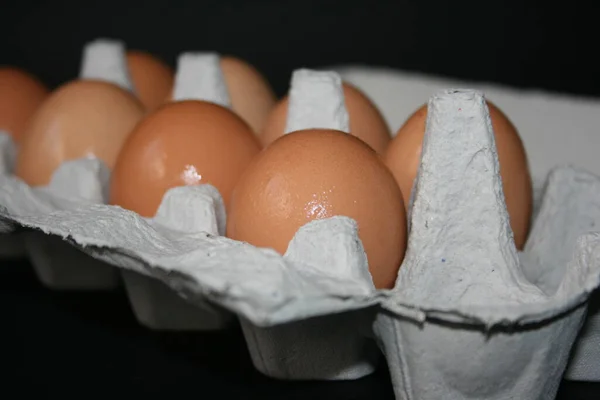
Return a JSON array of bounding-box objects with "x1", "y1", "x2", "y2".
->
[
  {"x1": 127, "y1": 50, "x2": 174, "y2": 111},
  {"x1": 226, "y1": 128, "x2": 407, "y2": 289},
  {"x1": 0, "y1": 67, "x2": 49, "y2": 143},
  {"x1": 260, "y1": 82, "x2": 391, "y2": 153},
  {"x1": 109, "y1": 100, "x2": 261, "y2": 217},
  {"x1": 15, "y1": 79, "x2": 145, "y2": 187},
  {"x1": 13, "y1": 38, "x2": 139, "y2": 290},
  {"x1": 166, "y1": 55, "x2": 276, "y2": 134},
  {"x1": 220, "y1": 56, "x2": 277, "y2": 134}
]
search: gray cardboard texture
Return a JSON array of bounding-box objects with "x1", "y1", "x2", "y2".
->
[
  {"x1": 20, "y1": 158, "x2": 119, "y2": 289},
  {"x1": 122, "y1": 269, "x2": 232, "y2": 331},
  {"x1": 0, "y1": 131, "x2": 16, "y2": 175},
  {"x1": 118, "y1": 51, "x2": 236, "y2": 331},
  {"x1": 522, "y1": 166, "x2": 600, "y2": 381},
  {"x1": 375, "y1": 90, "x2": 599, "y2": 400},
  {"x1": 233, "y1": 68, "x2": 376, "y2": 379},
  {"x1": 284, "y1": 69, "x2": 350, "y2": 134},
  {"x1": 127, "y1": 183, "x2": 234, "y2": 331},
  {"x1": 394, "y1": 91, "x2": 544, "y2": 310},
  {"x1": 4, "y1": 42, "x2": 234, "y2": 328},
  {"x1": 336, "y1": 66, "x2": 600, "y2": 193},
  {"x1": 172, "y1": 52, "x2": 231, "y2": 106},
  {"x1": 0, "y1": 131, "x2": 25, "y2": 258},
  {"x1": 565, "y1": 293, "x2": 600, "y2": 381},
  {"x1": 79, "y1": 39, "x2": 134, "y2": 93},
  {"x1": 328, "y1": 67, "x2": 600, "y2": 383},
  {"x1": 2, "y1": 38, "x2": 133, "y2": 289},
  {"x1": 240, "y1": 308, "x2": 380, "y2": 380},
  {"x1": 0, "y1": 89, "x2": 600, "y2": 398},
  {"x1": 20, "y1": 158, "x2": 116, "y2": 290},
  {"x1": 25, "y1": 230, "x2": 119, "y2": 289}
]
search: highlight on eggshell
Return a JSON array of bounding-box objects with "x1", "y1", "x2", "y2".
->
[
  {"x1": 260, "y1": 79, "x2": 391, "y2": 153},
  {"x1": 165, "y1": 53, "x2": 276, "y2": 134},
  {"x1": 109, "y1": 54, "x2": 261, "y2": 218},
  {"x1": 0, "y1": 67, "x2": 49, "y2": 143},
  {"x1": 126, "y1": 50, "x2": 174, "y2": 111},
  {"x1": 226, "y1": 129, "x2": 407, "y2": 289},
  {"x1": 383, "y1": 100, "x2": 533, "y2": 249},
  {"x1": 109, "y1": 100, "x2": 261, "y2": 218},
  {"x1": 225, "y1": 68, "x2": 406, "y2": 289},
  {"x1": 14, "y1": 39, "x2": 145, "y2": 187}
]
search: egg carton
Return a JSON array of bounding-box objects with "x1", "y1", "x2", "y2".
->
[
  {"x1": 116, "y1": 50, "x2": 239, "y2": 329},
  {"x1": 116, "y1": 49, "x2": 236, "y2": 330},
  {"x1": 0, "y1": 41, "x2": 237, "y2": 329},
  {"x1": 0, "y1": 131, "x2": 26, "y2": 259},
  {"x1": 336, "y1": 66, "x2": 600, "y2": 384},
  {"x1": 1, "y1": 89, "x2": 599, "y2": 399},
  {"x1": 0, "y1": 39, "x2": 139, "y2": 288},
  {"x1": 0, "y1": 153, "x2": 234, "y2": 329}
]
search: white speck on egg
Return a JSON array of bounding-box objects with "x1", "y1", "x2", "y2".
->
[{"x1": 181, "y1": 164, "x2": 202, "y2": 185}]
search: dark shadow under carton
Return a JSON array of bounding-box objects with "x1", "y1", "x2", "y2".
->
[
  {"x1": 122, "y1": 269, "x2": 232, "y2": 331},
  {"x1": 25, "y1": 231, "x2": 120, "y2": 290},
  {"x1": 0, "y1": 232, "x2": 26, "y2": 259}
]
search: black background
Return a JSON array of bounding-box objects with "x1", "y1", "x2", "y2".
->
[
  {"x1": 1, "y1": 0, "x2": 600, "y2": 98},
  {"x1": 2, "y1": 0, "x2": 600, "y2": 397},
  {"x1": 3, "y1": 259, "x2": 600, "y2": 398}
]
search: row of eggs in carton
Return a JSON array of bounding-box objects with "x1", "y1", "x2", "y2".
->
[{"x1": 1, "y1": 38, "x2": 600, "y2": 399}]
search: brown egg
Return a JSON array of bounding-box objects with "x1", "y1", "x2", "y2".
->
[
  {"x1": 260, "y1": 82, "x2": 391, "y2": 153},
  {"x1": 220, "y1": 56, "x2": 277, "y2": 134},
  {"x1": 110, "y1": 100, "x2": 261, "y2": 217},
  {"x1": 383, "y1": 100, "x2": 532, "y2": 249},
  {"x1": 15, "y1": 80, "x2": 145, "y2": 186},
  {"x1": 0, "y1": 67, "x2": 49, "y2": 143},
  {"x1": 127, "y1": 51, "x2": 174, "y2": 111},
  {"x1": 227, "y1": 129, "x2": 407, "y2": 289}
]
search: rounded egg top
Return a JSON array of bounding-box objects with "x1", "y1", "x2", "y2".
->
[
  {"x1": 109, "y1": 100, "x2": 261, "y2": 217},
  {"x1": 260, "y1": 82, "x2": 391, "y2": 153},
  {"x1": 220, "y1": 56, "x2": 277, "y2": 134},
  {"x1": 0, "y1": 67, "x2": 49, "y2": 143},
  {"x1": 227, "y1": 128, "x2": 407, "y2": 289},
  {"x1": 127, "y1": 50, "x2": 174, "y2": 111},
  {"x1": 15, "y1": 79, "x2": 145, "y2": 186}
]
